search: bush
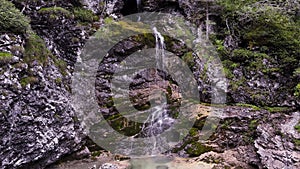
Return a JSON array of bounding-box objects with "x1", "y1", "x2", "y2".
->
[{"x1": 0, "y1": 0, "x2": 30, "y2": 33}]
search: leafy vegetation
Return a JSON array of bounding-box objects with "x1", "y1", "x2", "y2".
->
[
  {"x1": 217, "y1": 0, "x2": 300, "y2": 72},
  {"x1": 0, "y1": 0, "x2": 30, "y2": 33},
  {"x1": 294, "y1": 84, "x2": 300, "y2": 98}
]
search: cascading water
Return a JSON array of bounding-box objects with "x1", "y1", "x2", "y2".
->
[
  {"x1": 136, "y1": 27, "x2": 176, "y2": 155},
  {"x1": 153, "y1": 27, "x2": 165, "y2": 71},
  {"x1": 136, "y1": 0, "x2": 142, "y2": 12}
]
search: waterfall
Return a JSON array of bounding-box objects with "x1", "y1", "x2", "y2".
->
[
  {"x1": 135, "y1": 27, "x2": 175, "y2": 155},
  {"x1": 136, "y1": 0, "x2": 142, "y2": 12},
  {"x1": 153, "y1": 27, "x2": 165, "y2": 71}
]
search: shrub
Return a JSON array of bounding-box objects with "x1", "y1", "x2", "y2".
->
[{"x1": 0, "y1": 0, "x2": 30, "y2": 33}]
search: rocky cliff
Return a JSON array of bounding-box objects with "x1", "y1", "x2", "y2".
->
[{"x1": 0, "y1": 0, "x2": 299, "y2": 168}]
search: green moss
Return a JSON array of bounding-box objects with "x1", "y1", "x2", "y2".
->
[
  {"x1": 182, "y1": 52, "x2": 195, "y2": 67},
  {"x1": 294, "y1": 121, "x2": 300, "y2": 133},
  {"x1": 0, "y1": 0, "x2": 30, "y2": 34},
  {"x1": 294, "y1": 139, "x2": 300, "y2": 146},
  {"x1": 249, "y1": 119, "x2": 258, "y2": 131},
  {"x1": 38, "y1": 7, "x2": 72, "y2": 19},
  {"x1": 73, "y1": 7, "x2": 99, "y2": 22},
  {"x1": 20, "y1": 76, "x2": 39, "y2": 87},
  {"x1": 24, "y1": 33, "x2": 52, "y2": 66},
  {"x1": 52, "y1": 56, "x2": 68, "y2": 76},
  {"x1": 91, "y1": 150, "x2": 102, "y2": 157},
  {"x1": 264, "y1": 106, "x2": 290, "y2": 113},
  {"x1": 0, "y1": 52, "x2": 13, "y2": 65},
  {"x1": 186, "y1": 142, "x2": 212, "y2": 157},
  {"x1": 55, "y1": 78, "x2": 62, "y2": 84},
  {"x1": 236, "y1": 103, "x2": 261, "y2": 111},
  {"x1": 189, "y1": 128, "x2": 198, "y2": 137}
]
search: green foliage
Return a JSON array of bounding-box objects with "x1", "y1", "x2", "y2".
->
[
  {"x1": 0, "y1": 0, "x2": 30, "y2": 33},
  {"x1": 295, "y1": 121, "x2": 300, "y2": 133},
  {"x1": 24, "y1": 33, "x2": 52, "y2": 65},
  {"x1": 294, "y1": 139, "x2": 300, "y2": 146},
  {"x1": 73, "y1": 7, "x2": 99, "y2": 22},
  {"x1": 231, "y1": 49, "x2": 269, "y2": 62},
  {"x1": 294, "y1": 83, "x2": 300, "y2": 98},
  {"x1": 218, "y1": 0, "x2": 300, "y2": 71},
  {"x1": 0, "y1": 52, "x2": 13, "y2": 65},
  {"x1": 38, "y1": 7, "x2": 72, "y2": 19}
]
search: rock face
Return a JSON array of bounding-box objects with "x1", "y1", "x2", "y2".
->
[
  {"x1": 0, "y1": 0, "x2": 299, "y2": 169},
  {"x1": 172, "y1": 105, "x2": 300, "y2": 168}
]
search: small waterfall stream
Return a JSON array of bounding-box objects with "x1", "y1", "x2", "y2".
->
[{"x1": 137, "y1": 27, "x2": 175, "y2": 155}]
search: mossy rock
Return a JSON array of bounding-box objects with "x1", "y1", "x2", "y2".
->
[
  {"x1": 20, "y1": 76, "x2": 39, "y2": 87},
  {"x1": 294, "y1": 121, "x2": 300, "y2": 133},
  {"x1": 24, "y1": 33, "x2": 52, "y2": 66},
  {"x1": 38, "y1": 7, "x2": 73, "y2": 19},
  {"x1": 186, "y1": 142, "x2": 212, "y2": 157},
  {"x1": 73, "y1": 7, "x2": 99, "y2": 23},
  {"x1": 0, "y1": 0, "x2": 30, "y2": 34},
  {"x1": 0, "y1": 52, "x2": 13, "y2": 65}
]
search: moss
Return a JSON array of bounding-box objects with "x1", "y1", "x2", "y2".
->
[
  {"x1": 20, "y1": 76, "x2": 39, "y2": 87},
  {"x1": 91, "y1": 150, "x2": 102, "y2": 157},
  {"x1": 294, "y1": 121, "x2": 300, "y2": 133},
  {"x1": 73, "y1": 7, "x2": 99, "y2": 22},
  {"x1": 189, "y1": 128, "x2": 198, "y2": 137},
  {"x1": 249, "y1": 119, "x2": 258, "y2": 131},
  {"x1": 55, "y1": 78, "x2": 62, "y2": 85},
  {"x1": 51, "y1": 56, "x2": 68, "y2": 76},
  {"x1": 38, "y1": 7, "x2": 72, "y2": 19},
  {"x1": 24, "y1": 33, "x2": 52, "y2": 66},
  {"x1": 294, "y1": 139, "x2": 300, "y2": 146},
  {"x1": 264, "y1": 106, "x2": 290, "y2": 113},
  {"x1": 186, "y1": 142, "x2": 212, "y2": 157},
  {"x1": 182, "y1": 52, "x2": 195, "y2": 67},
  {"x1": 0, "y1": 52, "x2": 13, "y2": 65},
  {"x1": 236, "y1": 103, "x2": 261, "y2": 111},
  {"x1": 0, "y1": 0, "x2": 30, "y2": 34}
]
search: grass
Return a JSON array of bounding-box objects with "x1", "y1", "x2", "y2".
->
[
  {"x1": 20, "y1": 76, "x2": 39, "y2": 87},
  {"x1": 38, "y1": 7, "x2": 72, "y2": 19},
  {"x1": 0, "y1": 52, "x2": 13, "y2": 65}
]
